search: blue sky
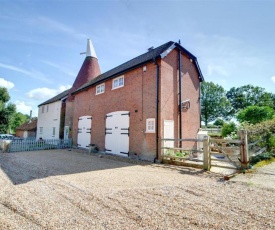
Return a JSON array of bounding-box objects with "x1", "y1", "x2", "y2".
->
[{"x1": 1, "y1": 0, "x2": 275, "y2": 116}]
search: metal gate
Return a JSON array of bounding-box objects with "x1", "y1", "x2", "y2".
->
[
  {"x1": 77, "y1": 115, "x2": 92, "y2": 149},
  {"x1": 105, "y1": 111, "x2": 129, "y2": 157}
]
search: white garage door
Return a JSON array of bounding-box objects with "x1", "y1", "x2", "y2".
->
[
  {"x1": 105, "y1": 111, "x2": 129, "y2": 157},
  {"x1": 77, "y1": 115, "x2": 92, "y2": 149}
]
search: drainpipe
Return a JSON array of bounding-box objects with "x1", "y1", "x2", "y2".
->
[
  {"x1": 178, "y1": 49, "x2": 182, "y2": 147},
  {"x1": 154, "y1": 60, "x2": 160, "y2": 163}
]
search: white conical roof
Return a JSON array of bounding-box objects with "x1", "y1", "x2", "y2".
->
[{"x1": 86, "y1": 39, "x2": 97, "y2": 58}]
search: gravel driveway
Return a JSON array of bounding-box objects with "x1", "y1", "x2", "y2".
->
[{"x1": 0, "y1": 149, "x2": 274, "y2": 229}]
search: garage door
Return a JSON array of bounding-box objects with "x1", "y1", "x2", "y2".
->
[
  {"x1": 105, "y1": 111, "x2": 129, "y2": 157},
  {"x1": 77, "y1": 115, "x2": 92, "y2": 149}
]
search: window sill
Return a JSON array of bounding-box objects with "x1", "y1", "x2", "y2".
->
[
  {"x1": 95, "y1": 92, "x2": 104, "y2": 95},
  {"x1": 112, "y1": 85, "x2": 124, "y2": 90}
]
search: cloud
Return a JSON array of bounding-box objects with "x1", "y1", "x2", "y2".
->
[
  {"x1": 41, "y1": 60, "x2": 76, "y2": 77},
  {"x1": 26, "y1": 85, "x2": 71, "y2": 101},
  {"x1": 0, "y1": 78, "x2": 15, "y2": 89},
  {"x1": 271, "y1": 76, "x2": 275, "y2": 83},
  {"x1": 0, "y1": 62, "x2": 51, "y2": 83},
  {"x1": 15, "y1": 100, "x2": 33, "y2": 115},
  {"x1": 37, "y1": 17, "x2": 88, "y2": 40}
]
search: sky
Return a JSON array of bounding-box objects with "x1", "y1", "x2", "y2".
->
[{"x1": 0, "y1": 0, "x2": 275, "y2": 117}]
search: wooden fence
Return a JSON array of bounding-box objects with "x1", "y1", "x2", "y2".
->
[
  {"x1": 161, "y1": 130, "x2": 250, "y2": 171},
  {"x1": 9, "y1": 139, "x2": 72, "y2": 152}
]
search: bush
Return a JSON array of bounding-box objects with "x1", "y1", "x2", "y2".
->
[
  {"x1": 250, "y1": 152, "x2": 275, "y2": 165},
  {"x1": 221, "y1": 122, "x2": 237, "y2": 138},
  {"x1": 237, "y1": 106, "x2": 274, "y2": 124}
]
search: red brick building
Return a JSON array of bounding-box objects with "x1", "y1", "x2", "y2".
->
[{"x1": 69, "y1": 40, "x2": 204, "y2": 161}]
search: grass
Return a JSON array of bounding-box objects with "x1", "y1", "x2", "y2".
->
[{"x1": 253, "y1": 157, "x2": 275, "y2": 168}]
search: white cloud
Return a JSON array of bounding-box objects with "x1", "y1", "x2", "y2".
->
[
  {"x1": 0, "y1": 62, "x2": 51, "y2": 83},
  {"x1": 0, "y1": 78, "x2": 15, "y2": 89},
  {"x1": 15, "y1": 100, "x2": 33, "y2": 115},
  {"x1": 271, "y1": 76, "x2": 275, "y2": 83},
  {"x1": 26, "y1": 85, "x2": 71, "y2": 101}
]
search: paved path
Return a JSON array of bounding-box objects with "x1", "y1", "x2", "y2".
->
[{"x1": 231, "y1": 162, "x2": 275, "y2": 190}]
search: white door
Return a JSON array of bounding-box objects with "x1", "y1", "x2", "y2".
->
[
  {"x1": 64, "y1": 126, "x2": 69, "y2": 140},
  {"x1": 105, "y1": 111, "x2": 129, "y2": 157},
  {"x1": 23, "y1": 131, "x2": 28, "y2": 138},
  {"x1": 164, "y1": 120, "x2": 174, "y2": 152},
  {"x1": 77, "y1": 116, "x2": 92, "y2": 148}
]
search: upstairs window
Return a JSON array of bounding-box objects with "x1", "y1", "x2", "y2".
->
[
  {"x1": 96, "y1": 83, "x2": 105, "y2": 95},
  {"x1": 42, "y1": 106, "x2": 45, "y2": 113},
  {"x1": 112, "y1": 76, "x2": 124, "y2": 89},
  {"x1": 46, "y1": 104, "x2": 49, "y2": 112},
  {"x1": 39, "y1": 127, "x2": 43, "y2": 134},
  {"x1": 146, "y1": 118, "x2": 155, "y2": 133}
]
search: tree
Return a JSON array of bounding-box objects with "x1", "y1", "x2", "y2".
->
[
  {"x1": 237, "y1": 105, "x2": 274, "y2": 124},
  {"x1": 213, "y1": 118, "x2": 225, "y2": 127},
  {"x1": 0, "y1": 87, "x2": 16, "y2": 133},
  {"x1": 226, "y1": 85, "x2": 274, "y2": 115},
  {"x1": 221, "y1": 122, "x2": 237, "y2": 138},
  {"x1": 201, "y1": 81, "x2": 232, "y2": 126},
  {"x1": 9, "y1": 112, "x2": 30, "y2": 133}
]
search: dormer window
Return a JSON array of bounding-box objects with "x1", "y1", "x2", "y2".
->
[
  {"x1": 112, "y1": 76, "x2": 124, "y2": 89},
  {"x1": 96, "y1": 83, "x2": 105, "y2": 95}
]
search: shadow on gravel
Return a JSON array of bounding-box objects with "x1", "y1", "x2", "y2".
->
[{"x1": 0, "y1": 150, "x2": 132, "y2": 185}]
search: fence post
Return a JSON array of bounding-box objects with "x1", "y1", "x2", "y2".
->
[
  {"x1": 203, "y1": 135, "x2": 210, "y2": 170},
  {"x1": 239, "y1": 129, "x2": 249, "y2": 169}
]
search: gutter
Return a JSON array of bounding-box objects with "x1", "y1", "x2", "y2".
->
[
  {"x1": 178, "y1": 49, "x2": 182, "y2": 147},
  {"x1": 154, "y1": 60, "x2": 160, "y2": 163}
]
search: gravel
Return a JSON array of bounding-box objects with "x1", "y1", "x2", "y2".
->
[{"x1": 0, "y1": 149, "x2": 274, "y2": 229}]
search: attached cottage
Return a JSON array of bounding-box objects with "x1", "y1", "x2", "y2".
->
[
  {"x1": 36, "y1": 89, "x2": 70, "y2": 140},
  {"x1": 36, "y1": 39, "x2": 204, "y2": 161}
]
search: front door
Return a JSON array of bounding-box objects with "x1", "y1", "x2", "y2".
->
[
  {"x1": 164, "y1": 120, "x2": 174, "y2": 153},
  {"x1": 77, "y1": 116, "x2": 92, "y2": 148},
  {"x1": 105, "y1": 111, "x2": 130, "y2": 157}
]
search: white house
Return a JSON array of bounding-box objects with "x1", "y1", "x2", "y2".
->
[{"x1": 36, "y1": 89, "x2": 70, "y2": 140}]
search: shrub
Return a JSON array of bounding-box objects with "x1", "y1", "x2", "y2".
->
[
  {"x1": 250, "y1": 152, "x2": 275, "y2": 165},
  {"x1": 221, "y1": 122, "x2": 237, "y2": 138}
]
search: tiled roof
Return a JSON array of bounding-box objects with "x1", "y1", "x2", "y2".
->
[
  {"x1": 73, "y1": 41, "x2": 203, "y2": 95},
  {"x1": 38, "y1": 88, "x2": 70, "y2": 107},
  {"x1": 16, "y1": 118, "x2": 37, "y2": 131}
]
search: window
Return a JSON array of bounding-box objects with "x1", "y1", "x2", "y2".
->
[
  {"x1": 42, "y1": 106, "x2": 45, "y2": 113},
  {"x1": 146, "y1": 118, "x2": 155, "y2": 133},
  {"x1": 52, "y1": 127, "x2": 56, "y2": 136},
  {"x1": 112, "y1": 75, "x2": 124, "y2": 89},
  {"x1": 46, "y1": 105, "x2": 49, "y2": 112},
  {"x1": 39, "y1": 127, "x2": 43, "y2": 134},
  {"x1": 96, "y1": 83, "x2": 105, "y2": 95}
]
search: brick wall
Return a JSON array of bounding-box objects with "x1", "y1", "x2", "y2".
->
[
  {"x1": 159, "y1": 49, "x2": 200, "y2": 157},
  {"x1": 73, "y1": 62, "x2": 158, "y2": 161}
]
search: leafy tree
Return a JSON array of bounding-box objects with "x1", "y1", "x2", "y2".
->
[
  {"x1": 0, "y1": 87, "x2": 16, "y2": 133},
  {"x1": 237, "y1": 105, "x2": 274, "y2": 124},
  {"x1": 226, "y1": 85, "x2": 274, "y2": 115},
  {"x1": 201, "y1": 81, "x2": 232, "y2": 126},
  {"x1": 221, "y1": 122, "x2": 237, "y2": 138},
  {"x1": 213, "y1": 118, "x2": 225, "y2": 127},
  {"x1": 9, "y1": 112, "x2": 29, "y2": 133}
]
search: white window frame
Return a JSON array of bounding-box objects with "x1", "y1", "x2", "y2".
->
[
  {"x1": 146, "y1": 118, "x2": 155, "y2": 133},
  {"x1": 112, "y1": 75, "x2": 124, "y2": 90},
  {"x1": 96, "y1": 83, "x2": 105, "y2": 95}
]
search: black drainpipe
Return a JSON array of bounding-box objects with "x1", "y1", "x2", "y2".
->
[
  {"x1": 154, "y1": 60, "x2": 160, "y2": 163},
  {"x1": 178, "y1": 49, "x2": 182, "y2": 147}
]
